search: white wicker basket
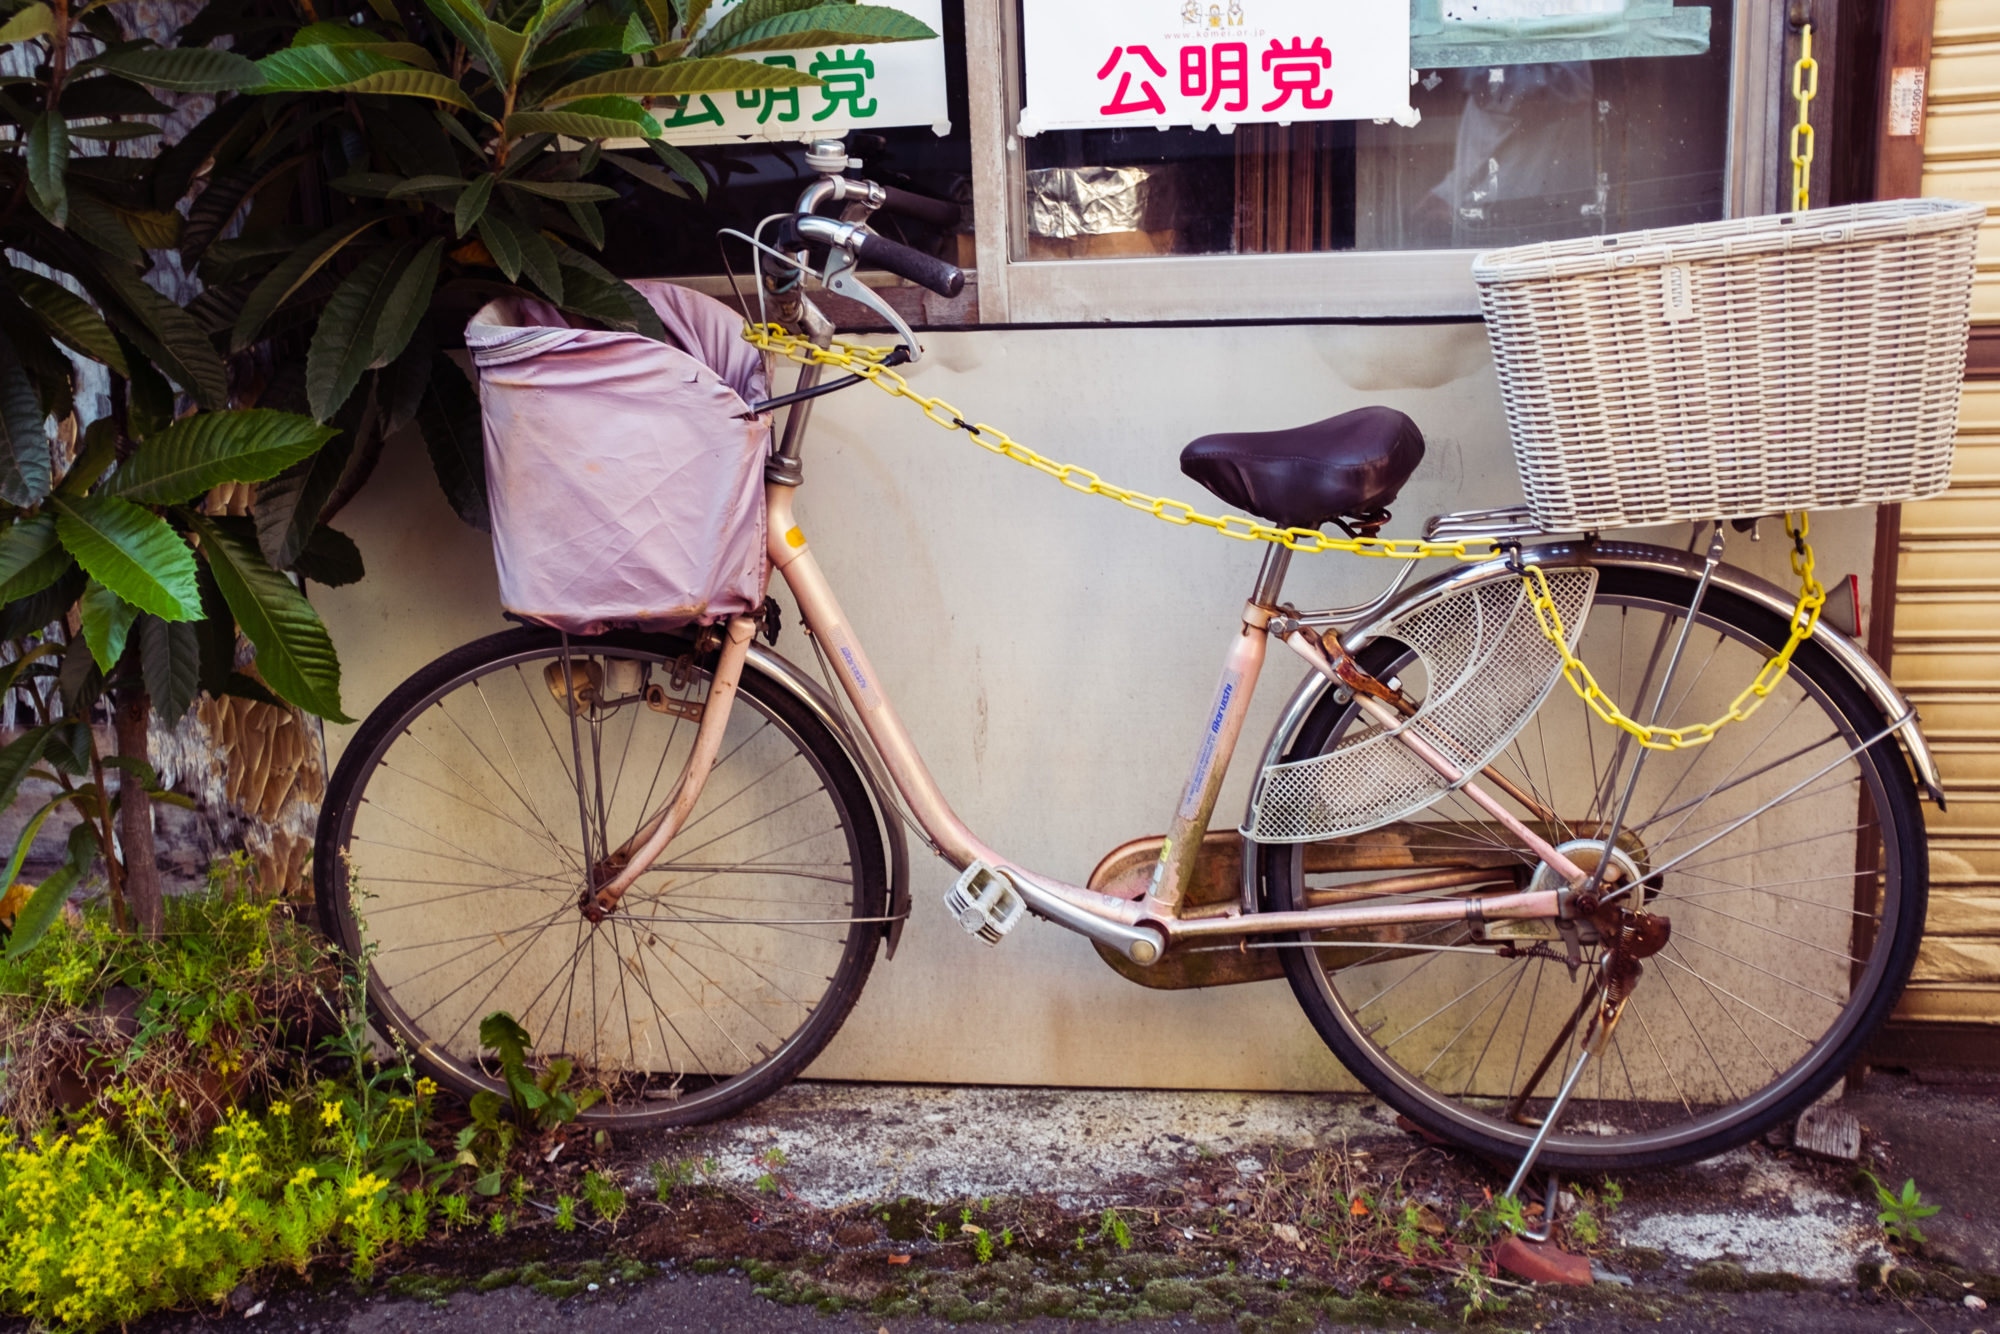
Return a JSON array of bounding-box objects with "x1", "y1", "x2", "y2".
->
[{"x1": 1472, "y1": 199, "x2": 1985, "y2": 532}]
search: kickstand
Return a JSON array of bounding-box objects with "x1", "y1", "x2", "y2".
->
[{"x1": 1516, "y1": 1169, "x2": 1561, "y2": 1243}]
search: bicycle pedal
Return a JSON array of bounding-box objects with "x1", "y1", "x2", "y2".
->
[{"x1": 945, "y1": 860, "x2": 1026, "y2": 945}]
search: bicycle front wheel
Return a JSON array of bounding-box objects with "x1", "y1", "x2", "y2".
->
[
  {"x1": 1267, "y1": 562, "x2": 1927, "y2": 1170},
  {"x1": 314, "y1": 627, "x2": 888, "y2": 1128}
]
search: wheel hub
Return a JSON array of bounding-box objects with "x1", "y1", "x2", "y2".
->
[{"x1": 1528, "y1": 838, "x2": 1649, "y2": 945}]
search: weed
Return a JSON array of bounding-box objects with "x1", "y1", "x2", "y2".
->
[
  {"x1": 1453, "y1": 1264, "x2": 1510, "y2": 1322},
  {"x1": 1864, "y1": 1172, "x2": 1941, "y2": 1248},
  {"x1": 0, "y1": 868, "x2": 335, "y2": 1143},
  {"x1": 441, "y1": 1193, "x2": 471, "y2": 1228},
  {"x1": 652, "y1": 1158, "x2": 698, "y2": 1200},
  {"x1": 750, "y1": 1148, "x2": 787, "y2": 1197},
  {"x1": 555, "y1": 1196, "x2": 578, "y2": 1233},
  {"x1": 934, "y1": 1221, "x2": 948, "y2": 1243},
  {"x1": 974, "y1": 1229, "x2": 993, "y2": 1264},
  {"x1": 1394, "y1": 1201, "x2": 1446, "y2": 1258},
  {"x1": 0, "y1": 1094, "x2": 429, "y2": 1329},
  {"x1": 453, "y1": 1012, "x2": 603, "y2": 1193},
  {"x1": 488, "y1": 1211, "x2": 508, "y2": 1237},
  {"x1": 1490, "y1": 1194, "x2": 1528, "y2": 1236},
  {"x1": 1600, "y1": 1178, "x2": 1625, "y2": 1212},
  {"x1": 1099, "y1": 1209, "x2": 1132, "y2": 1251},
  {"x1": 582, "y1": 1171, "x2": 627, "y2": 1224},
  {"x1": 1569, "y1": 1208, "x2": 1601, "y2": 1247}
]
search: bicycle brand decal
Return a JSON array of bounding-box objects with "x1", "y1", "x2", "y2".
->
[
  {"x1": 1177, "y1": 670, "x2": 1240, "y2": 821},
  {"x1": 826, "y1": 627, "x2": 884, "y2": 712}
]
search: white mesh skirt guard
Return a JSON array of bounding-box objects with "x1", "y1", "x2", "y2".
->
[{"x1": 1244, "y1": 567, "x2": 1597, "y2": 843}]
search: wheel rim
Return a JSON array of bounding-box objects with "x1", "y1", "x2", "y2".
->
[
  {"x1": 327, "y1": 638, "x2": 872, "y2": 1122},
  {"x1": 1282, "y1": 580, "x2": 1909, "y2": 1162}
]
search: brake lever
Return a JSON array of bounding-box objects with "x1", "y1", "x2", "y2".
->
[{"x1": 821, "y1": 239, "x2": 922, "y2": 364}]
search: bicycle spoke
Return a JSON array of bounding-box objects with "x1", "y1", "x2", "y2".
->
[{"x1": 1283, "y1": 572, "x2": 1916, "y2": 1165}]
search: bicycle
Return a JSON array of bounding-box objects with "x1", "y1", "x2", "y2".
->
[{"x1": 313, "y1": 148, "x2": 1943, "y2": 1176}]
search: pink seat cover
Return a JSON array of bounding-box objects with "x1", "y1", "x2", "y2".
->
[{"x1": 468, "y1": 282, "x2": 772, "y2": 635}]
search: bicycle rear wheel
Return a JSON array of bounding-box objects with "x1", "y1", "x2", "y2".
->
[
  {"x1": 314, "y1": 627, "x2": 888, "y2": 1128},
  {"x1": 1266, "y1": 563, "x2": 1926, "y2": 1170}
]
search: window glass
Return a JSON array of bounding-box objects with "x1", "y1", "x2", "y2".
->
[
  {"x1": 1017, "y1": 1, "x2": 1733, "y2": 261},
  {"x1": 597, "y1": 0, "x2": 974, "y2": 280}
]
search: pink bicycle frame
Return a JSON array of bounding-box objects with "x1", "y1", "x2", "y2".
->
[{"x1": 753, "y1": 485, "x2": 1587, "y2": 966}]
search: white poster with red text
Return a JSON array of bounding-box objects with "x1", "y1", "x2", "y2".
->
[{"x1": 1018, "y1": 0, "x2": 1413, "y2": 135}]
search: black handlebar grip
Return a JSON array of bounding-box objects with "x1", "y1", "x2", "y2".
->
[
  {"x1": 853, "y1": 230, "x2": 965, "y2": 299},
  {"x1": 877, "y1": 184, "x2": 962, "y2": 229}
]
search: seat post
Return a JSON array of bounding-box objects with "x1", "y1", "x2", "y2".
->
[{"x1": 1250, "y1": 544, "x2": 1292, "y2": 609}]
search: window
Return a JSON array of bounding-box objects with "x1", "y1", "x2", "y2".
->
[
  {"x1": 1016, "y1": 2, "x2": 1736, "y2": 264},
  {"x1": 598, "y1": 1, "x2": 977, "y2": 291},
  {"x1": 985, "y1": 0, "x2": 1755, "y2": 322}
]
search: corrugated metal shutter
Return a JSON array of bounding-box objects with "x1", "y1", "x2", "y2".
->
[{"x1": 1896, "y1": 0, "x2": 2000, "y2": 1024}]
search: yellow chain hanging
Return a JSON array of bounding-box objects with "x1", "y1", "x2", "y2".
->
[
  {"x1": 744, "y1": 325, "x2": 1826, "y2": 752},
  {"x1": 1791, "y1": 22, "x2": 1818, "y2": 211}
]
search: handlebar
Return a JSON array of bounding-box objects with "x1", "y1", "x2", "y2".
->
[
  {"x1": 853, "y1": 230, "x2": 964, "y2": 298},
  {"x1": 782, "y1": 214, "x2": 966, "y2": 300},
  {"x1": 877, "y1": 184, "x2": 961, "y2": 229}
]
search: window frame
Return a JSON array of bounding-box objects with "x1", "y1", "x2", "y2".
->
[{"x1": 963, "y1": 0, "x2": 1782, "y2": 324}]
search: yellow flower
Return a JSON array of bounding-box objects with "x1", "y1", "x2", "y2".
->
[
  {"x1": 269, "y1": 1101, "x2": 291, "y2": 1116},
  {"x1": 319, "y1": 1102, "x2": 342, "y2": 1127},
  {"x1": 416, "y1": 1078, "x2": 439, "y2": 1097},
  {"x1": 346, "y1": 1173, "x2": 386, "y2": 1199},
  {"x1": 288, "y1": 1166, "x2": 318, "y2": 1189}
]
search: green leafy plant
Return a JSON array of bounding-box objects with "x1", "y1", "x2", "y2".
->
[
  {"x1": 1098, "y1": 1208, "x2": 1132, "y2": 1251},
  {"x1": 0, "y1": 861, "x2": 336, "y2": 1142},
  {"x1": 554, "y1": 1194, "x2": 577, "y2": 1232},
  {"x1": 1568, "y1": 1207, "x2": 1600, "y2": 1247},
  {"x1": 453, "y1": 1010, "x2": 602, "y2": 1192},
  {"x1": 185, "y1": 0, "x2": 938, "y2": 534},
  {"x1": 0, "y1": 0, "x2": 360, "y2": 951},
  {"x1": 0, "y1": 918, "x2": 443, "y2": 1332},
  {"x1": 651, "y1": 1156, "x2": 699, "y2": 1199},
  {"x1": 1866, "y1": 1172, "x2": 1941, "y2": 1248},
  {"x1": 581, "y1": 1169, "x2": 625, "y2": 1224},
  {"x1": 0, "y1": 0, "x2": 936, "y2": 955},
  {"x1": 1453, "y1": 1263, "x2": 1510, "y2": 1323}
]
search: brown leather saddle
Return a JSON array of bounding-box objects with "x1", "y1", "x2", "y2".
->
[{"x1": 1180, "y1": 405, "x2": 1425, "y2": 533}]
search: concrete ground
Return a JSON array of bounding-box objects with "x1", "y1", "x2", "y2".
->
[
  {"x1": 640, "y1": 1073, "x2": 2000, "y2": 1287},
  {"x1": 116, "y1": 1073, "x2": 2000, "y2": 1333}
]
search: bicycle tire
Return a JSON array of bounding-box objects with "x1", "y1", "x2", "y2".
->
[
  {"x1": 314, "y1": 626, "x2": 888, "y2": 1129},
  {"x1": 1264, "y1": 564, "x2": 1927, "y2": 1170}
]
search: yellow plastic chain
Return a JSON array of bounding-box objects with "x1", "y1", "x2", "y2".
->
[
  {"x1": 1792, "y1": 23, "x2": 1818, "y2": 212},
  {"x1": 1522, "y1": 516, "x2": 1826, "y2": 751},
  {"x1": 744, "y1": 324, "x2": 1826, "y2": 751}
]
